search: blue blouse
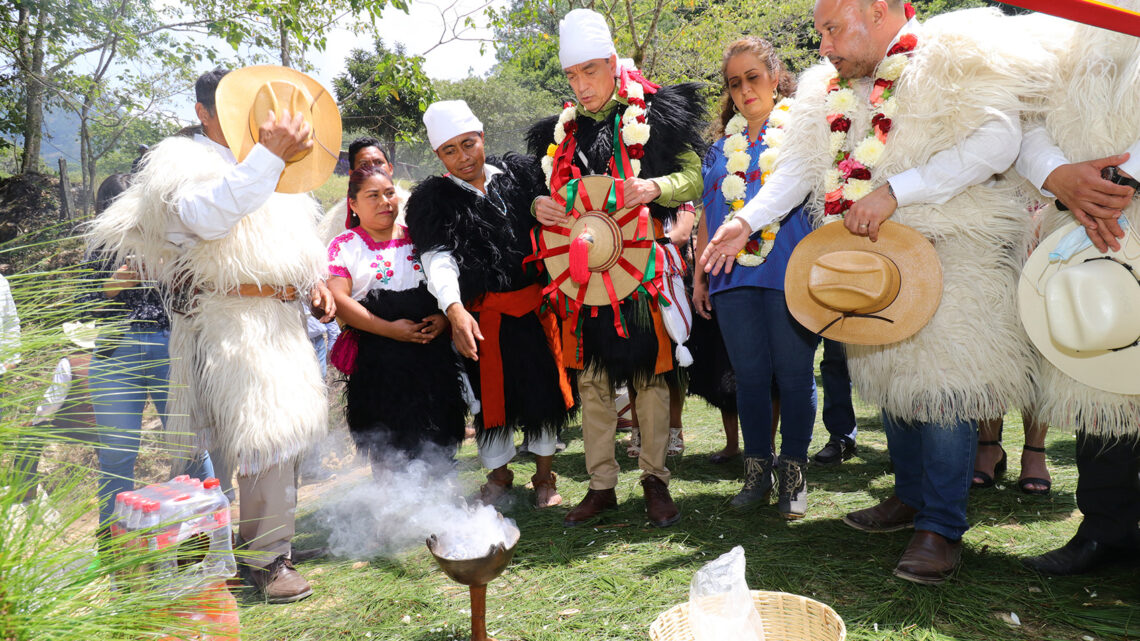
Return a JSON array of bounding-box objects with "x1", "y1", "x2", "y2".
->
[{"x1": 700, "y1": 132, "x2": 813, "y2": 295}]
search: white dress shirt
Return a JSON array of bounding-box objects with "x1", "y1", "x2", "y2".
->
[
  {"x1": 166, "y1": 134, "x2": 285, "y2": 246},
  {"x1": 421, "y1": 163, "x2": 505, "y2": 313},
  {"x1": 736, "y1": 18, "x2": 1022, "y2": 232},
  {"x1": 1017, "y1": 125, "x2": 1140, "y2": 195}
]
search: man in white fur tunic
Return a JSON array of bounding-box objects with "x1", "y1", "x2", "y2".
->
[
  {"x1": 702, "y1": 0, "x2": 1050, "y2": 584},
  {"x1": 1016, "y1": 6, "x2": 1140, "y2": 576},
  {"x1": 87, "y1": 69, "x2": 334, "y2": 603}
]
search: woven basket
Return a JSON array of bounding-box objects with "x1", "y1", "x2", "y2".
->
[{"x1": 649, "y1": 590, "x2": 846, "y2": 641}]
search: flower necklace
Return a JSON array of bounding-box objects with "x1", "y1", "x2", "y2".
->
[
  {"x1": 720, "y1": 99, "x2": 793, "y2": 266},
  {"x1": 542, "y1": 70, "x2": 655, "y2": 188},
  {"x1": 821, "y1": 32, "x2": 917, "y2": 225}
]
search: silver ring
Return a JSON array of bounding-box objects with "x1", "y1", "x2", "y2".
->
[{"x1": 859, "y1": 223, "x2": 869, "y2": 228}]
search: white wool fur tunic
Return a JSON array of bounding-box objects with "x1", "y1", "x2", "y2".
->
[
  {"x1": 1023, "y1": 7, "x2": 1140, "y2": 437},
  {"x1": 87, "y1": 135, "x2": 328, "y2": 475},
  {"x1": 781, "y1": 9, "x2": 1054, "y2": 424}
]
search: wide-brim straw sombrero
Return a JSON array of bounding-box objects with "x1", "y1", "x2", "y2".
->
[
  {"x1": 541, "y1": 175, "x2": 653, "y2": 307},
  {"x1": 1019, "y1": 219, "x2": 1140, "y2": 394},
  {"x1": 215, "y1": 65, "x2": 342, "y2": 194},
  {"x1": 784, "y1": 220, "x2": 942, "y2": 345}
]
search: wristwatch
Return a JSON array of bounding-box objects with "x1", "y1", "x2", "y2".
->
[
  {"x1": 1056, "y1": 165, "x2": 1139, "y2": 211},
  {"x1": 1102, "y1": 165, "x2": 1140, "y2": 194}
]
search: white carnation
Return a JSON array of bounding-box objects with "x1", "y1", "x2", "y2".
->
[
  {"x1": 826, "y1": 88, "x2": 857, "y2": 114},
  {"x1": 880, "y1": 97, "x2": 899, "y2": 119},
  {"x1": 630, "y1": 158, "x2": 642, "y2": 176},
  {"x1": 623, "y1": 121, "x2": 651, "y2": 145},
  {"x1": 721, "y1": 174, "x2": 746, "y2": 201},
  {"x1": 736, "y1": 253, "x2": 764, "y2": 267},
  {"x1": 541, "y1": 154, "x2": 553, "y2": 181},
  {"x1": 829, "y1": 131, "x2": 846, "y2": 157},
  {"x1": 853, "y1": 137, "x2": 886, "y2": 167},
  {"x1": 843, "y1": 178, "x2": 873, "y2": 202},
  {"x1": 724, "y1": 114, "x2": 747, "y2": 136},
  {"x1": 626, "y1": 81, "x2": 645, "y2": 100},
  {"x1": 758, "y1": 149, "x2": 778, "y2": 175},
  {"x1": 824, "y1": 169, "x2": 843, "y2": 193},
  {"x1": 554, "y1": 127, "x2": 566, "y2": 145},
  {"x1": 624, "y1": 104, "x2": 645, "y2": 120},
  {"x1": 764, "y1": 128, "x2": 786, "y2": 149},
  {"x1": 877, "y1": 54, "x2": 908, "y2": 82},
  {"x1": 723, "y1": 134, "x2": 748, "y2": 155},
  {"x1": 726, "y1": 151, "x2": 750, "y2": 174}
]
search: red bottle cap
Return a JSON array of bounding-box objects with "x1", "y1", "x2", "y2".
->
[{"x1": 143, "y1": 500, "x2": 160, "y2": 513}]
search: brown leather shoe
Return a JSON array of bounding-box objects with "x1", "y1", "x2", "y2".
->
[
  {"x1": 531, "y1": 472, "x2": 562, "y2": 508},
  {"x1": 843, "y1": 495, "x2": 917, "y2": 533},
  {"x1": 641, "y1": 475, "x2": 681, "y2": 528},
  {"x1": 893, "y1": 530, "x2": 962, "y2": 585},
  {"x1": 246, "y1": 555, "x2": 313, "y2": 603},
  {"x1": 563, "y1": 487, "x2": 617, "y2": 527}
]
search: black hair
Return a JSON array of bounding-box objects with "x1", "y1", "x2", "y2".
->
[
  {"x1": 194, "y1": 67, "x2": 231, "y2": 115},
  {"x1": 96, "y1": 174, "x2": 132, "y2": 214},
  {"x1": 347, "y1": 137, "x2": 389, "y2": 170}
]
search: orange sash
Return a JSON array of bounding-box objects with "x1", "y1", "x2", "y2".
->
[{"x1": 469, "y1": 284, "x2": 574, "y2": 428}]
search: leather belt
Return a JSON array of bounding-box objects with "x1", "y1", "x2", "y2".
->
[{"x1": 226, "y1": 284, "x2": 298, "y2": 301}]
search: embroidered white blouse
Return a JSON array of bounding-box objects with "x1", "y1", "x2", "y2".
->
[{"x1": 327, "y1": 226, "x2": 424, "y2": 300}]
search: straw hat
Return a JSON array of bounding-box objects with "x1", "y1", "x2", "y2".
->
[
  {"x1": 62, "y1": 321, "x2": 97, "y2": 350},
  {"x1": 784, "y1": 221, "x2": 942, "y2": 345},
  {"x1": 1019, "y1": 220, "x2": 1140, "y2": 394},
  {"x1": 215, "y1": 65, "x2": 342, "y2": 194},
  {"x1": 541, "y1": 176, "x2": 653, "y2": 307}
]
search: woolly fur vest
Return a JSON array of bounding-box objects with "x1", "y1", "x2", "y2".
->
[
  {"x1": 784, "y1": 9, "x2": 1053, "y2": 423},
  {"x1": 86, "y1": 136, "x2": 328, "y2": 475},
  {"x1": 1026, "y1": 9, "x2": 1140, "y2": 437}
]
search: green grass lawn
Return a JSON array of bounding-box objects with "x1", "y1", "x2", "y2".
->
[{"x1": 237, "y1": 368, "x2": 1138, "y2": 641}]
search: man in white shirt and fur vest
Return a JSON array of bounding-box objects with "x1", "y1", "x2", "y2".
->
[
  {"x1": 703, "y1": 0, "x2": 1052, "y2": 584},
  {"x1": 88, "y1": 67, "x2": 336, "y2": 603}
]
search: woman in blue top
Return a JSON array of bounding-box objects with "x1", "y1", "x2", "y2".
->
[{"x1": 693, "y1": 38, "x2": 818, "y2": 519}]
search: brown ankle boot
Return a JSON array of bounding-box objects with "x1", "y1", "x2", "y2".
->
[
  {"x1": 246, "y1": 555, "x2": 313, "y2": 604},
  {"x1": 531, "y1": 472, "x2": 562, "y2": 508},
  {"x1": 563, "y1": 487, "x2": 617, "y2": 527},
  {"x1": 641, "y1": 476, "x2": 680, "y2": 528}
]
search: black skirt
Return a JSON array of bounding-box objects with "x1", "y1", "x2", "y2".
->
[
  {"x1": 686, "y1": 311, "x2": 737, "y2": 412},
  {"x1": 344, "y1": 284, "x2": 467, "y2": 458}
]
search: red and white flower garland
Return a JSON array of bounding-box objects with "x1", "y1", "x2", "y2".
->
[
  {"x1": 821, "y1": 33, "x2": 917, "y2": 225},
  {"x1": 719, "y1": 99, "x2": 794, "y2": 266}
]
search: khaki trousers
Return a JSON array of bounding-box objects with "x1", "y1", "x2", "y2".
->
[
  {"x1": 237, "y1": 460, "x2": 297, "y2": 569},
  {"x1": 579, "y1": 368, "x2": 670, "y2": 490}
]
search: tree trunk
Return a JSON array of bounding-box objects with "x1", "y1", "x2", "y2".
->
[
  {"x1": 279, "y1": 20, "x2": 292, "y2": 68},
  {"x1": 19, "y1": 8, "x2": 47, "y2": 174}
]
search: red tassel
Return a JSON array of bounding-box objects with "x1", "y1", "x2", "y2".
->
[
  {"x1": 569, "y1": 234, "x2": 591, "y2": 285},
  {"x1": 329, "y1": 328, "x2": 358, "y2": 375}
]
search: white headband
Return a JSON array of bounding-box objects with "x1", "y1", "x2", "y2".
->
[
  {"x1": 558, "y1": 9, "x2": 616, "y2": 69},
  {"x1": 423, "y1": 100, "x2": 483, "y2": 151}
]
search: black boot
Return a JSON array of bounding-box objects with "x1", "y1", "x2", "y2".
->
[
  {"x1": 730, "y1": 456, "x2": 774, "y2": 509},
  {"x1": 777, "y1": 456, "x2": 808, "y2": 519}
]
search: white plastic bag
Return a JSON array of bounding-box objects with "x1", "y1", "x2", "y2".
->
[{"x1": 689, "y1": 546, "x2": 765, "y2": 641}]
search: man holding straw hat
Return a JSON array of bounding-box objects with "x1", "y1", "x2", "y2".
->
[{"x1": 88, "y1": 66, "x2": 340, "y2": 603}]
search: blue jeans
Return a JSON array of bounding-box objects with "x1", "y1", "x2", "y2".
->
[
  {"x1": 91, "y1": 329, "x2": 213, "y2": 527},
  {"x1": 713, "y1": 287, "x2": 818, "y2": 461},
  {"x1": 883, "y1": 412, "x2": 978, "y2": 541},
  {"x1": 820, "y1": 339, "x2": 857, "y2": 443}
]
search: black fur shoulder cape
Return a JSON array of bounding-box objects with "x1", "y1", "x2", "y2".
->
[
  {"x1": 525, "y1": 82, "x2": 707, "y2": 224},
  {"x1": 404, "y1": 153, "x2": 545, "y2": 302}
]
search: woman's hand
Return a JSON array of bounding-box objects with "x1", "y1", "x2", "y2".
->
[
  {"x1": 700, "y1": 218, "x2": 752, "y2": 276},
  {"x1": 388, "y1": 319, "x2": 430, "y2": 343},
  {"x1": 421, "y1": 313, "x2": 449, "y2": 342}
]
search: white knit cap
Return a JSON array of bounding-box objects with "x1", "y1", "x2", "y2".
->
[
  {"x1": 558, "y1": 9, "x2": 616, "y2": 69},
  {"x1": 423, "y1": 100, "x2": 483, "y2": 151}
]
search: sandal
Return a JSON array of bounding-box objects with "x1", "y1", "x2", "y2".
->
[
  {"x1": 1018, "y1": 444, "x2": 1052, "y2": 496},
  {"x1": 666, "y1": 427, "x2": 685, "y2": 456},
  {"x1": 708, "y1": 450, "x2": 740, "y2": 464},
  {"x1": 626, "y1": 427, "x2": 641, "y2": 458},
  {"x1": 971, "y1": 440, "x2": 1006, "y2": 489},
  {"x1": 531, "y1": 472, "x2": 562, "y2": 508},
  {"x1": 475, "y1": 469, "x2": 514, "y2": 505}
]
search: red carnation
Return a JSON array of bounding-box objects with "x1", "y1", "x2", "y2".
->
[
  {"x1": 629, "y1": 97, "x2": 647, "y2": 108},
  {"x1": 563, "y1": 101, "x2": 574, "y2": 109},
  {"x1": 849, "y1": 167, "x2": 871, "y2": 181},
  {"x1": 830, "y1": 117, "x2": 851, "y2": 133},
  {"x1": 744, "y1": 239, "x2": 761, "y2": 253},
  {"x1": 874, "y1": 78, "x2": 892, "y2": 90},
  {"x1": 563, "y1": 120, "x2": 577, "y2": 135},
  {"x1": 627, "y1": 144, "x2": 645, "y2": 159},
  {"x1": 735, "y1": 171, "x2": 747, "y2": 181},
  {"x1": 824, "y1": 198, "x2": 849, "y2": 216},
  {"x1": 888, "y1": 33, "x2": 918, "y2": 56},
  {"x1": 872, "y1": 114, "x2": 893, "y2": 134}
]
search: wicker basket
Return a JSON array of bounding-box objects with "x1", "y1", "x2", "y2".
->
[{"x1": 649, "y1": 590, "x2": 846, "y2": 641}]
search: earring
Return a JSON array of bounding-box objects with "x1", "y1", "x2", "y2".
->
[{"x1": 772, "y1": 90, "x2": 779, "y2": 101}]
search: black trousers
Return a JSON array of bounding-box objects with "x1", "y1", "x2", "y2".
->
[{"x1": 1075, "y1": 432, "x2": 1140, "y2": 547}]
